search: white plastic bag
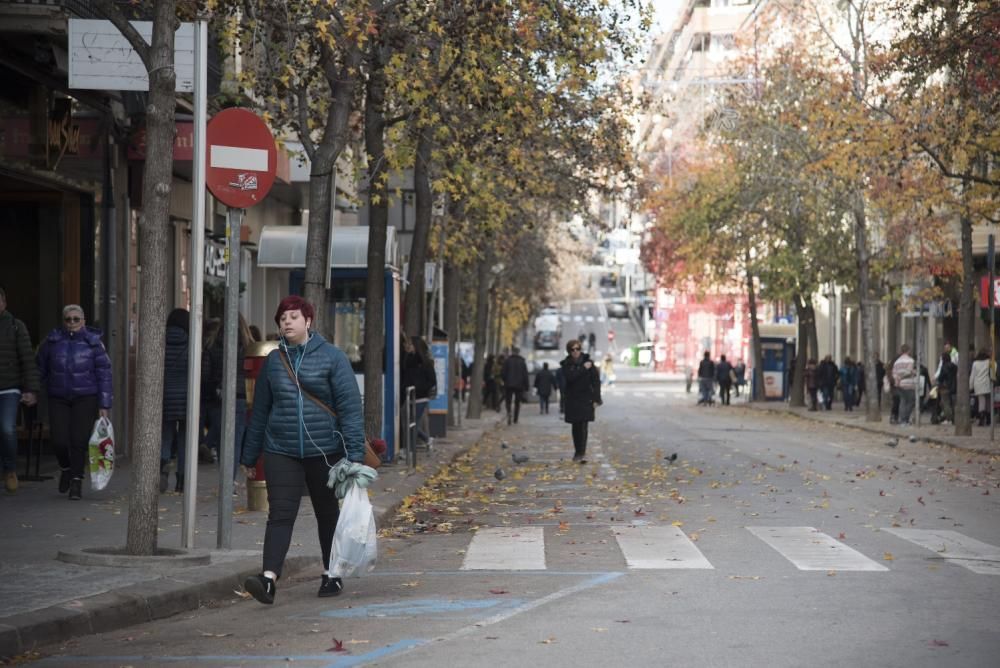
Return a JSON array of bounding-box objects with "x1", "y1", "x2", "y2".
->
[
  {"x1": 88, "y1": 416, "x2": 115, "y2": 491},
  {"x1": 328, "y1": 484, "x2": 377, "y2": 578}
]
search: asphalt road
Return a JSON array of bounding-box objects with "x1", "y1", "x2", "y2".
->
[{"x1": 36, "y1": 284, "x2": 1000, "y2": 668}]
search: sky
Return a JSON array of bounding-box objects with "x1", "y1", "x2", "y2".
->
[{"x1": 652, "y1": 0, "x2": 685, "y2": 33}]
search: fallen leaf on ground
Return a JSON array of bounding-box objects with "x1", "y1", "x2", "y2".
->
[
  {"x1": 539, "y1": 637, "x2": 557, "y2": 644},
  {"x1": 838, "y1": 532, "x2": 846, "y2": 540},
  {"x1": 233, "y1": 589, "x2": 251, "y2": 599},
  {"x1": 489, "y1": 589, "x2": 509, "y2": 595},
  {"x1": 199, "y1": 631, "x2": 233, "y2": 638},
  {"x1": 929, "y1": 639, "x2": 949, "y2": 647},
  {"x1": 328, "y1": 638, "x2": 347, "y2": 652},
  {"x1": 592, "y1": 627, "x2": 608, "y2": 632},
  {"x1": 884, "y1": 552, "x2": 894, "y2": 561}
]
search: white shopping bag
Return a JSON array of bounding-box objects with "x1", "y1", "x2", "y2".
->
[
  {"x1": 328, "y1": 484, "x2": 377, "y2": 578},
  {"x1": 88, "y1": 416, "x2": 115, "y2": 491}
]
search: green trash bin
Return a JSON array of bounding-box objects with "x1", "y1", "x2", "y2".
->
[{"x1": 629, "y1": 345, "x2": 639, "y2": 367}]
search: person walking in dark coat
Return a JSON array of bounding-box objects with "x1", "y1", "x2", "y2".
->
[
  {"x1": 402, "y1": 336, "x2": 437, "y2": 446},
  {"x1": 697, "y1": 351, "x2": 716, "y2": 405},
  {"x1": 534, "y1": 362, "x2": 555, "y2": 414},
  {"x1": 840, "y1": 357, "x2": 858, "y2": 411},
  {"x1": 501, "y1": 346, "x2": 530, "y2": 424},
  {"x1": 561, "y1": 339, "x2": 601, "y2": 463},
  {"x1": 716, "y1": 354, "x2": 733, "y2": 405},
  {"x1": 875, "y1": 356, "x2": 886, "y2": 408},
  {"x1": 161, "y1": 308, "x2": 191, "y2": 493},
  {"x1": 36, "y1": 304, "x2": 112, "y2": 500},
  {"x1": 818, "y1": 355, "x2": 839, "y2": 410},
  {"x1": 804, "y1": 358, "x2": 819, "y2": 411},
  {"x1": 0, "y1": 287, "x2": 39, "y2": 494}
]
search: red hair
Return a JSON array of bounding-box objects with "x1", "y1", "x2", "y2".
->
[{"x1": 274, "y1": 295, "x2": 315, "y2": 326}]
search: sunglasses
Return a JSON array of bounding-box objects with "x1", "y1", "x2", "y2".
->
[
  {"x1": 570, "y1": 347, "x2": 581, "y2": 352},
  {"x1": 64, "y1": 316, "x2": 82, "y2": 323}
]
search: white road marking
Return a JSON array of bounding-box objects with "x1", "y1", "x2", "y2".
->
[
  {"x1": 573, "y1": 315, "x2": 583, "y2": 322},
  {"x1": 884, "y1": 528, "x2": 1000, "y2": 574},
  {"x1": 597, "y1": 317, "x2": 606, "y2": 323},
  {"x1": 747, "y1": 526, "x2": 889, "y2": 571},
  {"x1": 654, "y1": 393, "x2": 666, "y2": 399},
  {"x1": 614, "y1": 525, "x2": 714, "y2": 569},
  {"x1": 461, "y1": 527, "x2": 545, "y2": 570},
  {"x1": 585, "y1": 315, "x2": 595, "y2": 322}
]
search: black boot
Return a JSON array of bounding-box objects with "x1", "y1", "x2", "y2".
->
[
  {"x1": 175, "y1": 473, "x2": 184, "y2": 493},
  {"x1": 159, "y1": 461, "x2": 169, "y2": 493},
  {"x1": 59, "y1": 469, "x2": 72, "y2": 494},
  {"x1": 68, "y1": 478, "x2": 82, "y2": 501}
]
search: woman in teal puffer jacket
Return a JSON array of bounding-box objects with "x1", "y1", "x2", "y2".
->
[{"x1": 240, "y1": 296, "x2": 365, "y2": 605}]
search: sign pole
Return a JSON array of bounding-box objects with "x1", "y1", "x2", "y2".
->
[
  {"x1": 218, "y1": 207, "x2": 242, "y2": 547},
  {"x1": 181, "y1": 16, "x2": 208, "y2": 549},
  {"x1": 989, "y1": 234, "x2": 995, "y2": 442}
]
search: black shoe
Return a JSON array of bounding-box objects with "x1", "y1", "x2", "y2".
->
[
  {"x1": 244, "y1": 573, "x2": 275, "y2": 604},
  {"x1": 175, "y1": 474, "x2": 184, "y2": 493},
  {"x1": 318, "y1": 574, "x2": 343, "y2": 597},
  {"x1": 68, "y1": 478, "x2": 82, "y2": 501},
  {"x1": 59, "y1": 469, "x2": 72, "y2": 494}
]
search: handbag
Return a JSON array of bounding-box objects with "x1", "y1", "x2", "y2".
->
[{"x1": 279, "y1": 352, "x2": 382, "y2": 469}]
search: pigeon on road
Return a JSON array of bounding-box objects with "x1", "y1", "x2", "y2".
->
[
  {"x1": 664, "y1": 453, "x2": 678, "y2": 462},
  {"x1": 512, "y1": 453, "x2": 530, "y2": 464},
  {"x1": 494, "y1": 467, "x2": 506, "y2": 481},
  {"x1": 500, "y1": 441, "x2": 508, "y2": 449},
  {"x1": 885, "y1": 438, "x2": 899, "y2": 448}
]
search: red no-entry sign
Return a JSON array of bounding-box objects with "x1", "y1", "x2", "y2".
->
[{"x1": 206, "y1": 108, "x2": 277, "y2": 209}]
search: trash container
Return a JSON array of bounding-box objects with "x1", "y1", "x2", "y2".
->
[
  {"x1": 244, "y1": 340, "x2": 279, "y2": 511},
  {"x1": 629, "y1": 345, "x2": 639, "y2": 367}
]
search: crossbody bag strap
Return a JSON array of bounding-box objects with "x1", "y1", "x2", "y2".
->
[{"x1": 279, "y1": 350, "x2": 338, "y2": 419}]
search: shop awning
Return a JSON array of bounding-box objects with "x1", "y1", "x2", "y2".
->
[{"x1": 256, "y1": 225, "x2": 398, "y2": 270}]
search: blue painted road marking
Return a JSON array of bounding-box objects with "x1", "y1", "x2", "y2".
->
[{"x1": 319, "y1": 597, "x2": 526, "y2": 618}]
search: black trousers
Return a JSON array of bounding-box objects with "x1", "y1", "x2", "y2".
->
[
  {"x1": 262, "y1": 452, "x2": 342, "y2": 577},
  {"x1": 571, "y1": 421, "x2": 588, "y2": 456},
  {"x1": 49, "y1": 395, "x2": 99, "y2": 480},
  {"x1": 718, "y1": 381, "x2": 732, "y2": 405},
  {"x1": 538, "y1": 393, "x2": 550, "y2": 414},
  {"x1": 504, "y1": 388, "x2": 522, "y2": 423}
]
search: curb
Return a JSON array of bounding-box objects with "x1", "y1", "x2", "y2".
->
[
  {"x1": 748, "y1": 404, "x2": 997, "y2": 456},
  {"x1": 0, "y1": 554, "x2": 311, "y2": 659}
]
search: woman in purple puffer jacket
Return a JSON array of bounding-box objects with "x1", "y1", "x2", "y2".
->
[{"x1": 37, "y1": 304, "x2": 112, "y2": 500}]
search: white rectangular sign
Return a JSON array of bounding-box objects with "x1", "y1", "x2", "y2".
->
[
  {"x1": 210, "y1": 146, "x2": 269, "y2": 172},
  {"x1": 69, "y1": 19, "x2": 194, "y2": 92}
]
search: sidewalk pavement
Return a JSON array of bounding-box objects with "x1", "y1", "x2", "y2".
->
[
  {"x1": 0, "y1": 415, "x2": 500, "y2": 660},
  {"x1": 744, "y1": 400, "x2": 1000, "y2": 456}
]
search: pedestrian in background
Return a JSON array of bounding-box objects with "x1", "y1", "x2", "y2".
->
[
  {"x1": 587, "y1": 331, "x2": 596, "y2": 354},
  {"x1": 892, "y1": 345, "x2": 918, "y2": 425},
  {"x1": 482, "y1": 354, "x2": 498, "y2": 411},
  {"x1": 855, "y1": 361, "x2": 866, "y2": 408},
  {"x1": 534, "y1": 362, "x2": 555, "y2": 414},
  {"x1": 202, "y1": 313, "x2": 252, "y2": 482},
  {"x1": 240, "y1": 295, "x2": 366, "y2": 605},
  {"x1": 733, "y1": 358, "x2": 747, "y2": 397},
  {"x1": 697, "y1": 351, "x2": 715, "y2": 405},
  {"x1": 403, "y1": 336, "x2": 437, "y2": 446},
  {"x1": 970, "y1": 350, "x2": 993, "y2": 426},
  {"x1": 561, "y1": 339, "x2": 601, "y2": 463},
  {"x1": 161, "y1": 308, "x2": 191, "y2": 493},
  {"x1": 492, "y1": 354, "x2": 506, "y2": 412},
  {"x1": 840, "y1": 357, "x2": 858, "y2": 411},
  {"x1": 818, "y1": 355, "x2": 839, "y2": 410},
  {"x1": 601, "y1": 353, "x2": 616, "y2": 387},
  {"x1": 804, "y1": 358, "x2": 819, "y2": 411},
  {"x1": 716, "y1": 354, "x2": 733, "y2": 405},
  {"x1": 937, "y1": 351, "x2": 956, "y2": 425},
  {"x1": 501, "y1": 346, "x2": 529, "y2": 425},
  {"x1": 36, "y1": 304, "x2": 112, "y2": 500},
  {"x1": 0, "y1": 287, "x2": 39, "y2": 494}
]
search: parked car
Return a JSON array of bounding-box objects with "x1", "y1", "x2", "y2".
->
[
  {"x1": 599, "y1": 273, "x2": 617, "y2": 287},
  {"x1": 607, "y1": 300, "x2": 629, "y2": 319}
]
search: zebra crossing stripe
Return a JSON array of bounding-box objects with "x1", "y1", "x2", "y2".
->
[
  {"x1": 461, "y1": 527, "x2": 546, "y2": 570},
  {"x1": 747, "y1": 526, "x2": 889, "y2": 571},
  {"x1": 884, "y1": 528, "x2": 1000, "y2": 575},
  {"x1": 614, "y1": 526, "x2": 714, "y2": 569}
]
